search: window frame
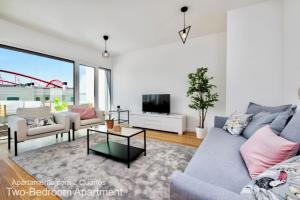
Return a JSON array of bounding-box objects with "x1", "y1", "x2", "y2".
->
[
  {"x1": 98, "y1": 67, "x2": 112, "y2": 111},
  {"x1": 78, "y1": 64, "x2": 112, "y2": 111}
]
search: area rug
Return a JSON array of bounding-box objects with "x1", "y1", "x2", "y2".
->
[{"x1": 11, "y1": 133, "x2": 196, "y2": 200}]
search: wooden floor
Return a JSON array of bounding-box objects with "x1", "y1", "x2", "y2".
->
[
  {"x1": 142, "y1": 130, "x2": 202, "y2": 147},
  {"x1": 0, "y1": 129, "x2": 201, "y2": 200}
]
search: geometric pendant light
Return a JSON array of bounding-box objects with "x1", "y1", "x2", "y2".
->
[
  {"x1": 178, "y1": 6, "x2": 191, "y2": 44},
  {"x1": 102, "y1": 35, "x2": 110, "y2": 58}
]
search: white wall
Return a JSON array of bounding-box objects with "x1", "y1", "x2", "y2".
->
[
  {"x1": 226, "y1": 0, "x2": 283, "y2": 114},
  {"x1": 0, "y1": 18, "x2": 112, "y2": 69},
  {"x1": 4, "y1": 0, "x2": 300, "y2": 132},
  {"x1": 112, "y1": 33, "x2": 226, "y2": 131},
  {"x1": 283, "y1": 0, "x2": 300, "y2": 107}
]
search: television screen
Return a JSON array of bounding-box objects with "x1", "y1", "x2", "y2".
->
[{"x1": 142, "y1": 94, "x2": 170, "y2": 114}]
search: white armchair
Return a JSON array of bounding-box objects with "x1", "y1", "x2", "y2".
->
[
  {"x1": 8, "y1": 107, "x2": 70, "y2": 156},
  {"x1": 67, "y1": 104, "x2": 105, "y2": 140}
]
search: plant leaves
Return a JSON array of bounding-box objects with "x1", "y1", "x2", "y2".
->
[{"x1": 187, "y1": 67, "x2": 219, "y2": 127}]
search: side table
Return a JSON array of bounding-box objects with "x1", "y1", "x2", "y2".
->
[{"x1": 109, "y1": 109, "x2": 129, "y2": 124}]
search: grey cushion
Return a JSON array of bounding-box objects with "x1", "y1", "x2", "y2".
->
[
  {"x1": 185, "y1": 128, "x2": 250, "y2": 193},
  {"x1": 281, "y1": 111, "x2": 300, "y2": 146},
  {"x1": 246, "y1": 102, "x2": 292, "y2": 115},
  {"x1": 27, "y1": 124, "x2": 64, "y2": 136},
  {"x1": 242, "y1": 112, "x2": 279, "y2": 139},
  {"x1": 270, "y1": 106, "x2": 297, "y2": 134},
  {"x1": 214, "y1": 116, "x2": 229, "y2": 129}
]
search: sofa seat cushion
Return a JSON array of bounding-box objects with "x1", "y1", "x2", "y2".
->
[
  {"x1": 185, "y1": 128, "x2": 250, "y2": 193},
  {"x1": 27, "y1": 124, "x2": 64, "y2": 136},
  {"x1": 80, "y1": 118, "x2": 102, "y2": 126}
]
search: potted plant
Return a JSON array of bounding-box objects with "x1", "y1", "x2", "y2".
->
[
  {"x1": 105, "y1": 112, "x2": 115, "y2": 129},
  {"x1": 187, "y1": 67, "x2": 219, "y2": 139}
]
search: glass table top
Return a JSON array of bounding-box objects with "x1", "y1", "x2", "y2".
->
[{"x1": 89, "y1": 125, "x2": 144, "y2": 137}]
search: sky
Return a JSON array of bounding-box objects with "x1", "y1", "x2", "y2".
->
[{"x1": 0, "y1": 48, "x2": 74, "y2": 87}]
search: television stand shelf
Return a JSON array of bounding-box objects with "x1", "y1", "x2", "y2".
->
[{"x1": 130, "y1": 112, "x2": 186, "y2": 135}]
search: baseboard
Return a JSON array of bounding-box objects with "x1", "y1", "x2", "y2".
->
[{"x1": 186, "y1": 127, "x2": 196, "y2": 133}]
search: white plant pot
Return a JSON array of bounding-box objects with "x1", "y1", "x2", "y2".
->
[{"x1": 195, "y1": 127, "x2": 207, "y2": 139}]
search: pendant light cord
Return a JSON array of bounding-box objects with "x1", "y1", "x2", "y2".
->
[{"x1": 183, "y1": 12, "x2": 186, "y2": 29}]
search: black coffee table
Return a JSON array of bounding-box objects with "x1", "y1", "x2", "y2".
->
[{"x1": 87, "y1": 126, "x2": 146, "y2": 168}]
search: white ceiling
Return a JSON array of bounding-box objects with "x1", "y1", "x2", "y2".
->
[{"x1": 0, "y1": 0, "x2": 266, "y2": 55}]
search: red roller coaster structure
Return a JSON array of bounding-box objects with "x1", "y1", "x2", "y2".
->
[
  {"x1": 0, "y1": 79, "x2": 17, "y2": 86},
  {"x1": 0, "y1": 69, "x2": 65, "y2": 88}
]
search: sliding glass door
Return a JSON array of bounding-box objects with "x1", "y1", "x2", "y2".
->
[
  {"x1": 0, "y1": 44, "x2": 111, "y2": 120},
  {"x1": 79, "y1": 65, "x2": 95, "y2": 106},
  {"x1": 79, "y1": 65, "x2": 111, "y2": 111}
]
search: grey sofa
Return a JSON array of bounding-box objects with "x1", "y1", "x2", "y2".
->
[
  {"x1": 8, "y1": 107, "x2": 70, "y2": 156},
  {"x1": 169, "y1": 112, "x2": 300, "y2": 200}
]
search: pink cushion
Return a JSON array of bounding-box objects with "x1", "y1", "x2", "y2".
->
[
  {"x1": 240, "y1": 125, "x2": 299, "y2": 179},
  {"x1": 72, "y1": 107, "x2": 96, "y2": 120}
]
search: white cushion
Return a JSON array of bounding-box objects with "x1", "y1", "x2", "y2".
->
[
  {"x1": 27, "y1": 124, "x2": 64, "y2": 136},
  {"x1": 80, "y1": 118, "x2": 102, "y2": 126}
]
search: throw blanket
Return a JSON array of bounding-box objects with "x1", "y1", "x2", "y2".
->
[{"x1": 241, "y1": 156, "x2": 300, "y2": 200}]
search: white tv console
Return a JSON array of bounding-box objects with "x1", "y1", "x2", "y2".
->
[{"x1": 130, "y1": 112, "x2": 186, "y2": 135}]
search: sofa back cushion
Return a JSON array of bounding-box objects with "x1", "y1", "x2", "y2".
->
[
  {"x1": 240, "y1": 125, "x2": 299, "y2": 179},
  {"x1": 242, "y1": 112, "x2": 279, "y2": 139},
  {"x1": 280, "y1": 111, "x2": 300, "y2": 147},
  {"x1": 17, "y1": 107, "x2": 51, "y2": 118},
  {"x1": 270, "y1": 106, "x2": 297, "y2": 134},
  {"x1": 72, "y1": 107, "x2": 96, "y2": 120},
  {"x1": 246, "y1": 102, "x2": 292, "y2": 115}
]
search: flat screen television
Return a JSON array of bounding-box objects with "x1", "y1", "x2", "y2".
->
[{"x1": 142, "y1": 94, "x2": 170, "y2": 114}]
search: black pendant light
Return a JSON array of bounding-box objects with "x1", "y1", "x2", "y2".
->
[
  {"x1": 102, "y1": 35, "x2": 109, "y2": 58},
  {"x1": 179, "y1": 6, "x2": 191, "y2": 44}
]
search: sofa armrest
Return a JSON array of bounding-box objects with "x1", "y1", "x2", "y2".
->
[
  {"x1": 214, "y1": 116, "x2": 228, "y2": 128},
  {"x1": 64, "y1": 111, "x2": 81, "y2": 130},
  {"x1": 169, "y1": 171, "x2": 244, "y2": 200},
  {"x1": 96, "y1": 110, "x2": 105, "y2": 122},
  {"x1": 7, "y1": 115, "x2": 27, "y2": 141},
  {"x1": 53, "y1": 113, "x2": 70, "y2": 132}
]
